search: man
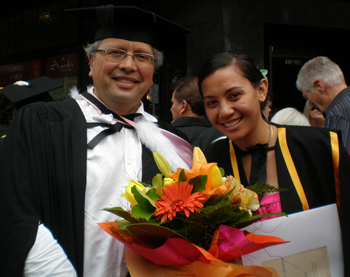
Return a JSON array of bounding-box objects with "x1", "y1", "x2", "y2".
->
[
  {"x1": 170, "y1": 76, "x2": 211, "y2": 144},
  {"x1": 296, "y1": 56, "x2": 350, "y2": 154},
  {"x1": 0, "y1": 5, "x2": 191, "y2": 277}
]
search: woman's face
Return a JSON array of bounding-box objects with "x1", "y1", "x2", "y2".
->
[
  {"x1": 309, "y1": 106, "x2": 325, "y2": 127},
  {"x1": 201, "y1": 65, "x2": 268, "y2": 145}
]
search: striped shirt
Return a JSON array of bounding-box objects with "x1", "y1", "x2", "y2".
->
[{"x1": 324, "y1": 86, "x2": 350, "y2": 154}]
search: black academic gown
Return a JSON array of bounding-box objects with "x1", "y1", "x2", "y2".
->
[
  {"x1": 0, "y1": 98, "x2": 187, "y2": 277},
  {"x1": 171, "y1": 117, "x2": 212, "y2": 145},
  {"x1": 203, "y1": 125, "x2": 350, "y2": 275}
]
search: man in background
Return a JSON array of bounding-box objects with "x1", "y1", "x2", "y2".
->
[
  {"x1": 296, "y1": 56, "x2": 350, "y2": 154},
  {"x1": 170, "y1": 76, "x2": 211, "y2": 144}
]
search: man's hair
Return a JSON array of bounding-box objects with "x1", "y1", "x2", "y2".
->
[
  {"x1": 171, "y1": 76, "x2": 205, "y2": 116},
  {"x1": 83, "y1": 40, "x2": 164, "y2": 68},
  {"x1": 296, "y1": 56, "x2": 345, "y2": 93}
]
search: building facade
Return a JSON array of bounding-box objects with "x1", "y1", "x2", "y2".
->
[{"x1": 1, "y1": 0, "x2": 350, "y2": 122}]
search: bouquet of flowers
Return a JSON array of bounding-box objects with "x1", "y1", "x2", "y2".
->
[{"x1": 99, "y1": 147, "x2": 287, "y2": 276}]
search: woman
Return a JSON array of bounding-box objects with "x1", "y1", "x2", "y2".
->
[
  {"x1": 271, "y1": 107, "x2": 310, "y2": 126},
  {"x1": 198, "y1": 52, "x2": 350, "y2": 273},
  {"x1": 303, "y1": 99, "x2": 325, "y2": 127}
]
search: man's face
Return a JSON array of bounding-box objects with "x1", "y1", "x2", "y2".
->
[
  {"x1": 302, "y1": 88, "x2": 326, "y2": 113},
  {"x1": 170, "y1": 90, "x2": 183, "y2": 121},
  {"x1": 89, "y1": 38, "x2": 154, "y2": 114}
]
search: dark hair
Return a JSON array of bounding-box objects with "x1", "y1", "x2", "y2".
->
[
  {"x1": 198, "y1": 52, "x2": 265, "y2": 94},
  {"x1": 171, "y1": 76, "x2": 205, "y2": 116},
  {"x1": 198, "y1": 52, "x2": 269, "y2": 110}
]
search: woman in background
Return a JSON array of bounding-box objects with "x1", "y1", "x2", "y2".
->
[
  {"x1": 271, "y1": 107, "x2": 310, "y2": 126},
  {"x1": 303, "y1": 99, "x2": 325, "y2": 127}
]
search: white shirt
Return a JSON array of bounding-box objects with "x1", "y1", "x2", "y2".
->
[{"x1": 78, "y1": 93, "x2": 157, "y2": 277}]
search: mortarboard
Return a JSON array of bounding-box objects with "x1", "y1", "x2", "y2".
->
[
  {"x1": 1, "y1": 76, "x2": 63, "y2": 110},
  {"x1": 64, "y1": 5, "x2": 191, "y2": 50}
]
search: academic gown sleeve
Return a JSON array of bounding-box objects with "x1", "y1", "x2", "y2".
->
[{"x1": 0, "y1": 99, "x2": 87, "y2": 277}]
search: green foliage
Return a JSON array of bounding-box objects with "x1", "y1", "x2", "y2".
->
[
  {"x1": 103, "y1": 207, "x2": 140, "y2": 223},
  {"x1": 130, "y1": 186, "x2": 156, "y2": 220},
  {"x1": 152, "y1": 174, "x2": 163, "y2": 195},
  {"x1": 189, "y1": 175, "x2": 207, "y2": 193},
  {"x1": 146, "y1": 188, "x2": 162, "y2": 201},
  {"x1": 246, "y1": 182, "x2": 287, "y2": 198},
  {"x1": 178, "y1": 169, "x2": 187, "y2": 183},
  {"x1": 105, "y1": 178, "x2": 288, "y2": 251}
]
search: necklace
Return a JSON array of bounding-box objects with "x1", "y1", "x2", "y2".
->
[{"x1": 268, "y1": 124, "x2": 273, "y2": 148}]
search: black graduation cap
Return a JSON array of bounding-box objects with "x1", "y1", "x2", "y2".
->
[
  {"x1": 1, "y1": 76, "x2": 62, "y2": 110},
  {"x1": 64, "y1": 5, "x2": 191, "y2": 50}
]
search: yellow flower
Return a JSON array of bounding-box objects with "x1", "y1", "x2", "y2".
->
[
  {"x1": 121, "y1": 180, "x2": 145, "y2": 206},
  {"x1": 153, "y1": 151, "x2": 173, "y2": 177},
  {"x1": 163, "y1": 177, "x2": 175, "y2": 186},
  {"x1": 239, "y1": 190, "x2": 260, "y2": 216},
  {"x1": 223, "y1": 175, "x2": 259, "y2": 215},
  {"x1": 193, "y1": 147, "x2": 207, "y2": 163}
]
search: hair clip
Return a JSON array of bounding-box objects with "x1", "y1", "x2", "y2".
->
[{"x1": 260, "y1": 69, "x2": 268, "y2": 80}]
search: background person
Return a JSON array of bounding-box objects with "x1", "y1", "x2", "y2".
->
[
  {"x1": 170, "y1": 76, "x2": 211, "y2": 144},
  {"x1": 303, "y1": 100, "x2": 325, "y2": 127},
  {"x1": 296, "y1": 56, "x2": 350, "y2": 153},
  {"x1": 197, "y1": 52, "x2": 350, "y2": 275},
  {"x1": 271, "y1": 107, "x2": 310, "y2": 126},
  {"x1": 0, "y1": 77, "x2": 61, "y2": 138},
  {"x1": 0, "y1": 5, "x2": 191, "y2": 277}
]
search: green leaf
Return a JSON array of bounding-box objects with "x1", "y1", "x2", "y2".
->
[
  {"x1": 126, "y1": 224, "x2": 184, "y2": 247},
  {"x1": 152, "y1": 174, "x2": 164, "y2": 195},
  {"x1": 146, "y1": 188, "x2": 162, "y2": 201},
  {"x1": 114, "y1": 219, "x2": 134, "y2": 230},
  {"x1": 110, "y1": 225, "x2": 133, "y2": 237},
  {"x1": 189, "y1": 175, "x2": 207, "y2": 193},
  {"x1": 103, "y1": 207, "x2": 140, "y2": 223},
  {"x1": 130, "y1": 186, "x2": 156, "y2": 220},
  {"x1": 178, "y1": 169, "x2": 187, "y2": 183},
  {"x1": 132, "y1": 186, "x2": 157, "y2": 208},
  {"x1": 246, "y1": 182, "x2": 287, "y2": 198},
  {"x1": 226, "y1": 212, "x2": 287, "y2": 227},
  {"x1": 131, "y1": 204, "x2": 155, "y2": 221},
  {"x1": 219, "y1": 167, "x2": 225, "y2": 177}
]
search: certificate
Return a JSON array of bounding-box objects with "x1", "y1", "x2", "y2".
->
[{"x1": 241, "y1": 204, "x2": 343, "y2": 277}]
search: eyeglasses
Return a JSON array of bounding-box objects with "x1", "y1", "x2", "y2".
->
[{"x1": 93, "y1": 48, "x2": 155, "y2": 65}]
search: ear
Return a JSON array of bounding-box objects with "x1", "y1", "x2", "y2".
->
[
  {"x1": 257, "y1": 78, "x2": 269, "y2": 103},
  {"x1": 88, "y1": 54, "x2": 94, "y2": 78},
  {"x1": 180, "y1": 100, "x2": 188, "y2": 114},
  {"x1": 313, "y1": 80, "x2": 325, "y2": 94}
]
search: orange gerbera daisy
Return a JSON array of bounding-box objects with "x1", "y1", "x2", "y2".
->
[{"x1": 154, "y1": 181, "x2": 206, "y2": 222}]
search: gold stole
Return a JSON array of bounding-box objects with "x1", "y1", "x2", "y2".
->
[{"x1": 229, "y1": 128, "x2": 340, "y2": 211}]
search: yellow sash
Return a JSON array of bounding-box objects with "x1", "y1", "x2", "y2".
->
[
  {"x1": 229, "y1": 128, "x2": 340, "y2": 211},
  {"x1": 330, "y1": 131, "x2": 341, "y2": 210},
  {"x1": 278, "y1": 128, "x2": 309, "y2": 210},
  {"x1": 229, "y1": 140, "x2": 241, "y2": 184}
]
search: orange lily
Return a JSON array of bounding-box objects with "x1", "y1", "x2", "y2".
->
[{"x1": 169, "y1": 147, "x2": 227, "y2": 202}]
